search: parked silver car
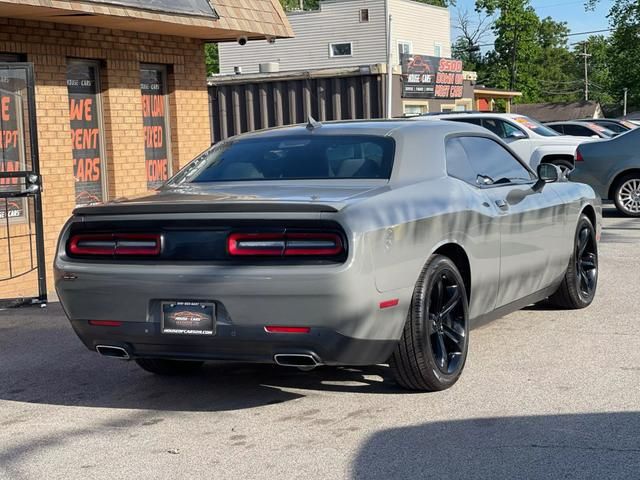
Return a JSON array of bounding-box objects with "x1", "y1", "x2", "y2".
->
[
  {"x1": 55, "y1": 120, "x2": 601, "y2": 391},
  {"x1": 571, "y1": 128, "x2": 640, "y2": 216}
]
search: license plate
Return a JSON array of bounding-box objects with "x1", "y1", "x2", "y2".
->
[{"x1": 161, "y1": 301, "x2": 215, "y2": 336}]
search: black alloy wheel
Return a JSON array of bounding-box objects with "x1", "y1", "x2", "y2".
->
[
  {"x1": 548, "y1": 214, "x2": 598, "y2": 309},
  {"x1": 428, "y1": 269, "x2": 467, "y2": 376},
  {"x1": 390, "y1": 255, "x2": 469, "y2": 391},
  {"x1": 575, "y1": 224, "x2": 598, "y2": 301}
]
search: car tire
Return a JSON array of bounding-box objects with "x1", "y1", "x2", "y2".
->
[
  {"x1": 613, "y1": 174, "x2": 640, "y2": 217},
  {"x1": 135, "y1": 358, "x2": 205, "y2": 376},
  {"x1": 390, "y1": 254, "x2": 469, "y2": 392},
  {"x1": 548, "y1": 214, "x2": 598, "y2": 309}
]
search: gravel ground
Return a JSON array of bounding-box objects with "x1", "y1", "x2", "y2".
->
[{"x1": 0, "y1": 205, "x2": 638, "y2": 480}]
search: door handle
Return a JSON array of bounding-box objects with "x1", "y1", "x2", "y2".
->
[{"x1": 495, "y1": 199, "x2": 509, "y2": 210}]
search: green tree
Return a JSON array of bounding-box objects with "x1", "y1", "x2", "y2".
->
[
  {"x1": 205, "y1": 43, "x2": 219, "y2": 76},
  {"x1": 582, "y1": 0, "x2": 639, "y2": 108},
  {"x1": 606, "y1": 1, "x2": 640, "y2": 107},
  {"x1": 475, "y1": 0, "x2": 576, "y2": 103}
]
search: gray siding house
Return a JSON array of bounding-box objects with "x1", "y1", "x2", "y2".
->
[{"x1": 218, "y1": 0, "x2": 451, "y2": 74}]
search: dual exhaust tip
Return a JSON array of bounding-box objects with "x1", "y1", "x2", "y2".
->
[
  {"x1": 96, "y1": 345, "x2": 130, "y2": 360},
  {"x1": 273, "y1": 353, "x2": 321, "y2": 369},
  {"x1": 96, "y1": 346, "x2": 322, "y2": 370}
]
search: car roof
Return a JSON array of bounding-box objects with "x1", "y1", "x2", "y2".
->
[
  {"x1": 546, "y1": 121, "x2": 597, "y2": 126},
  {"x1": 231, "y1": 118, "x2": 491, "y2": 141},
  {"x1": 414, "y1": 112, "x2": 527, "y2": 121},
  {"x1": 578, "y1": 118, "x2": 624, "y2": 125}
]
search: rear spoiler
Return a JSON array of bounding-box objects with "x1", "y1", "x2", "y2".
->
[{"x1": 73, "y1": 202, "x2": 340, "y2": 216}]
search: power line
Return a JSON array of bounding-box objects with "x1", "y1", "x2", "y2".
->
[{"x1": 475, "y1": 28, "x2": 612, "y2": 48}]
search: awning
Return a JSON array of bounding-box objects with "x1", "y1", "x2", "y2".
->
[{"x1": 0, "y1": 0, "x2": 293, "y2": 40}]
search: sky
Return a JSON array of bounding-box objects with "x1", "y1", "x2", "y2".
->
[{"x1": 451, "y1": 0, "x2": 615, "y2": 46}]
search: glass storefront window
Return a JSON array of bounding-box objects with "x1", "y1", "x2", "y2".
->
[
  {"x1": 140, "y1": 65, "x2": 172, "y2": 189},
  {"x1": 66, "y1": 60, "x2": 107, "y2": 206},
  {"x1": 0, "y1": 63, "x2": 28, "y2": 220}
]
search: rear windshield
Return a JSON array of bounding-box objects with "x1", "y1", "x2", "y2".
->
[{"x1": 172, "y1": 135, "x2": 396, "y2": 184}]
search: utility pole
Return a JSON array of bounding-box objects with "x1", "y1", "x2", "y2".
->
[
  {"x1": 579, "y1": 43, "x2": 592, "y2": 101},
  {"x1": 624, "y1": 88, "x2": 629, "y2": 116},
  {"x1": 298, "y1": 0, "x2": 304, "y2": 9}
]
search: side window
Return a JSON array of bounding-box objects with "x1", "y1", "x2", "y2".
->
[
  {"x1": 459, "y1": 137, "x2": 534, "y2": 184},
  {"x1": 564, "y1": 124, "x2": 590, "y2": 136},
  {"x1": 445, "y1": 138, "x2": 478, "y2": 185},
  {"x1": 502, "y1": 121, "x2": 526, "y2": 138},
  {"x1": 548, "y1": 124, "x2": 564, "y2": 134},
  {"x1": 481, "y1": 119, "x2": 505, "y2": 138}
]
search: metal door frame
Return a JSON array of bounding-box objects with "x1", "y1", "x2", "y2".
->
[{"x1": 0, "y1": 62, "x2": 47, "y2": 304}]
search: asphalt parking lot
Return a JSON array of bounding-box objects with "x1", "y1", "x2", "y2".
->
[{"x1": 0, "y1": 205, "x2": 638, "y2": 480}]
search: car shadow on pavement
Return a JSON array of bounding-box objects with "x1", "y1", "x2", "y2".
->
[
  {"x1": 0, "y1": 304, "x2": 406, "y2": 413},
  {"x1": 352, "y1": 412, "x2": 640, "y2": 479}
]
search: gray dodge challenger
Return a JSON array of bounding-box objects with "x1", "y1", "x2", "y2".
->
[{"x1": 55, "y1": 120, "x2": 601, "y2": 391}]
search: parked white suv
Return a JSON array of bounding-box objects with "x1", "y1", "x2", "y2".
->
[{"x1": 413, "y1": 113, "x2": 597, "y2": 171}]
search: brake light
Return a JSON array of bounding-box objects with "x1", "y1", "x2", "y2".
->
[
  {"x1": 68, "y1": 233, "x2": 161, "y2": 257},
  {"x1": 89, "y1": 320, "x2": 122, "y2": 327},
  {"x1": 264, "y1": 326, "x2": 311, "y2": 334},
  {"x1": 228, "y1": 232, "x2": 344, "y2": 257},
  {"x1": 575, "y1": 149, "x2": 584, "y2": 162}
]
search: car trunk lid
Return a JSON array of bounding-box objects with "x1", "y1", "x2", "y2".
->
[{"x1": 73, "y1": 182, "x2": 389, "y2": 216}]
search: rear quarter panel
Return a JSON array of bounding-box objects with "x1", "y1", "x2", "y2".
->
[{"x1": 335, "y1": 177, "x2": 501, "y2": 322}]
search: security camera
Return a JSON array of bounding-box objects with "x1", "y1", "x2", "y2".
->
[
  {"x1": 266, "y1": 36, "x2": 276, "y2": 44},
  {"x1": 237, "y1": 36, "x2": 248, "y2": 46}
]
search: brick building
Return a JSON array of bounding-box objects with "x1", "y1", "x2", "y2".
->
[{"x1": 0, "y1": 0, "x2": 292, "y2": 301}]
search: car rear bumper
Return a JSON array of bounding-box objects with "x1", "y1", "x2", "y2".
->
[
  {"x1": 55, "y1": 257, "x2": 412, "y2": 366},
  {"x1": 69, "y1": 320, "x2": 399, "y2": 366}
]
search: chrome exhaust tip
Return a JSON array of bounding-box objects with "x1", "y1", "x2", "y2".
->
[
  {"x1": 273, "y1": 353, "x2": 321, "y2": 370},
  {"x1": 96, "y1": 345, "x2": 130, "y2": 360}
]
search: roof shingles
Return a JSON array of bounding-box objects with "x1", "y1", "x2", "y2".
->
[{"x1": 0, "y1": 0, "x2": 294, "y2": 39}]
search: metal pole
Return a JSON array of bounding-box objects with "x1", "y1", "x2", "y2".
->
[
  {"x1": 624, "y1": 88, "x2": 628, "y2": 116},
  {"x1": 386, "y1": 4, "x2": 393, "y2": 119},
  {"x1": 509, "y1": 26, "x2": 518, "y2": 91},
  {"x1": 584, "y1": 43, "x2": 589, "y2": 101},
  {"x1": 579, "y1": 43, "x2": 591, "y2": 102}
]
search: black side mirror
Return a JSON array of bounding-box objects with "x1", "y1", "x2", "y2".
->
[{"x1": 534, "y1": 163, "x2": 560, "y2": 191}]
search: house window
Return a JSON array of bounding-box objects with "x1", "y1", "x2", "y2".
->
[
  {"x1": 66, "y1": 60, "x2": 107, "y2": 206},
  {"x1": 360, "y1": 9, "x2": 369, "y2": 22},
  {"x1": 434, "y1": 42, "x2": 442, "y2": 57},
  {"x1": 398, "y1": 41, "x2": 412, "y2": 64},
  {"x1": 329, "y1": 42, "x2": 353, "y2": 57},
  {"x1": 140, "y1": 65, "x2": 173, "y2": 190},
  {"x1": 403, "y1": 104, "x2": 428, "y2": 116}
]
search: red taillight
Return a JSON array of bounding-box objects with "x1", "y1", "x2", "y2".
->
[
  {"x1": 575, "y1": 149, "x2": 584, "y2": 162},
  {"x1": 68, "y1": 233, "x2": 161, "y2": 257},
  {"x1": 264, "y1": 326, "x2": 311, "y2": 334},
  {"x1": 228, "y1": 232, "x2": 344, "y2": 257},
  {"x1": 89, "y1": 320, "x2": 122, "y2": 327}
]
